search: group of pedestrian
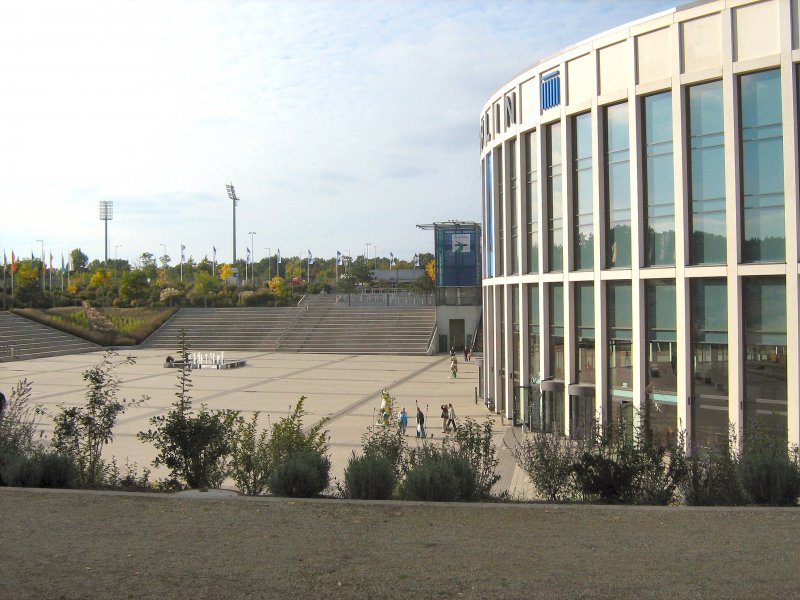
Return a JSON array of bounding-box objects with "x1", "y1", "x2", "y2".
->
[{"x1": 439, "y1": 403, "x2": 456, "y2": 433}]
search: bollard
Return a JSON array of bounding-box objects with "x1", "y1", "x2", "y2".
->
[{"x1": 474, "y1": 386, "x2": 478, "y2": 404}]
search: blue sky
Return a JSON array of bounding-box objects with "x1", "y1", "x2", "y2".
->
[{"x1": 0, "y1": 0, "x2": 677, "y2": 266}]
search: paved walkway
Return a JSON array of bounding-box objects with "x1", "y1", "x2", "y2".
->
[{"x1": 0, "y1": 349, "x2": 535, "y2": 497}]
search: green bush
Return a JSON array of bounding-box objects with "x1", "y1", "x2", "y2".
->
[
  {"x1": 452, "y1": 417, "x2": 500, "y2": 498},
  {"x1": 402, "y1": 459, "x2": 460, "y2": 502},
  {"x1": 573, "y1": 448, "x2": 639, "y2": 504},
  {"x1": 738, "y1": 430, "x2": 800, "y2": 506},
  {"x1": 0, "y1": 452, "x2": 41, "y2": 487},
  {"x1": 37, "y1": 452, "x2": 78, "y2": 488},
  {"x1": 361, "y1": 424, "x2": 407, "y2": 479},
  {"x1": 401, "y1": 446, "x2": 478, "y2": 502},
  {"x1": 682, "y1": 438, "x2": 743, "y2": 506},
  {"x1": 514, "y1": 431, "x2": 576, "y2": 502},
  {"x1": 343, "y1": 452, "x2": 395, "y2": 500},
  {"x1": 229, "y1": 412, "x2": 271, "y2": 495},
  {"x1": 268, "y1": 450, "x2": 330, "y2": 497}
]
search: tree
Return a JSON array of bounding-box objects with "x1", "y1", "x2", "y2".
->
[
  {"x1": 218, "y1": 263, "x2": 234, "y2": 281},
  {"x1": 70, "y1": 248, "x2": 89, "y2": 272},
  {"x1": 425, "y1": 259, "x2": 436, "y2": 284},
  {"x1": 89, "y1": 270, "x2": 112, "y2": 288},
  {"x1": 51, "y1": 352, "x2": 146, "y2": 485},
  {"x1": 119, "y1": 270, "x2": 150, "y2": 303},
  {"x1": 350, "y1": 257, "x2": 374, "y2": 285},
  {"x1": 138, "y1": 330, "x2": 240, "y2": 489},
  {"x1": 337, "y1": 273, "x2": 357, "y2": 294}
]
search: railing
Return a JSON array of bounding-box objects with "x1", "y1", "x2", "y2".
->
[{"x1": 341, "y1": 290, "x2": 434, "y2": 306}]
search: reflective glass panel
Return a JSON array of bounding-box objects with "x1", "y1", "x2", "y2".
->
[
  {"x1": 605, "y1": 103, "x2": 631, "y2": 268},
  {"x1": 528, "y1": 284, "x2": 540, "y2": 383},
  {"x1": 740, "y1": 70, "x2": 784, "y2": 263},
  {"x1": 643, "y1": 92, "x2": 675, "y2": 266},
  {"x1": 510, "y1": 139, "x2": 519, "y2": 274},
  {"x1": 690, "y1": 279, "x2": 729, "y2": 448},
  {"x1": 496, "y1": 146, "x2": 505, "y2": 274},
  {"x1": 575, "y1": 283, "x2": 595, "y2": 384},
  {"x1": 743, "y1": 277, "x2": 787, "y2": 440},
  {"x1": 525, "y1": 131, "x2": 539, "y2": 273},
  {"x1": 573, "y1": 112, "x2": 593, "y2": 270},
  {"x1": 549, "y1": 283, "x2": 564, "y2": 379},
  {"x1": 607, "y1": 282, "x2": 632, "y2": 429},
  {"x1": 512, "y1": 285, "x2": 520, "y2": 383},
  {"x1": 688, "y1": 80, "x2": 726, "y2": 264},
  {"x1": 547, "y1": 123, "x2": 563, "y2": 272},
  {"x1": 646, "y1": 280, "x2": 677, "y2": 446}
]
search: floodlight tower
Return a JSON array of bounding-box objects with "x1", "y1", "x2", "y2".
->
[
  {"x1": 226, "y1": 183, "x2": 239, "y2": 263},
  {"x1": 99, "y1": 200, "x2": 113, "y2": 264}
]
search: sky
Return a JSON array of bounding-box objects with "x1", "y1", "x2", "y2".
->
[{"x1": 0, "y1": 0, "x2": 677, "y2": 267}]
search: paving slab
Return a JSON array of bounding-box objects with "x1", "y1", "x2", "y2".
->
[{"x1": 0, "y1": 349, "x2": 535, "y2": 497}]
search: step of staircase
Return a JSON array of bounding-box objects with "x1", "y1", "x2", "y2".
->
[{"x1": 0, "y1": 311, "x2": 101, "y2": 362}]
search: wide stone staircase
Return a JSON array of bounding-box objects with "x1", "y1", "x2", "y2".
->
[
  {"x1": 143, "y1": 307, "x2": 304, "y2": 351},
  {"x1": 276, "y1": 294, "x2": 435, "y2": 354},
  {"x1": 0, "y1": 311, "x2": 101, "y2": 362}
]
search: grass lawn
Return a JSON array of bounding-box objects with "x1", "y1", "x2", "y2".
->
[{"x1": 1, "y1": 488, "x2": 799, "y2": 599}]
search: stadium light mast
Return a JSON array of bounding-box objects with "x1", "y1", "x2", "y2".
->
[
  {"x1": 226, "y1": 183, "x2": 239, "y2": 264},
  {"x1": 99, "y1": 200, "x2": 113, "y2": 264}
]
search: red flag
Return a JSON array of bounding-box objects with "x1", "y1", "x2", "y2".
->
[{"x1": 11, "y1": 250, "x2": 16, "y2": 274}]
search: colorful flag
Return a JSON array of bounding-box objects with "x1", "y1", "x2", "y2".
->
[
  {"x1": 336, "y1": 251, "x2": 342, "y2": 266},
  {"x1": 276, "y1": 249, "x2": 281, "y2": 264},
  {"x1": 414, "y1": 254, "x2": 420, "y2": 267},
  {"x1": 389, "y1": 252, "x2": 395, "y2": 267},
  {"x1": 61, "y1": 254, "x2": 65, "y2": 274},
  {"x1": 49, "y1": 252, "x2": 53, "y2": 270},
  {"x1": 181, "y1": 244, "x2": 186, "y2": 261},
  {"x1": 2, "y1": 251, "x2": 6, "y2": 271},
  {"x1": 307, "y1": 249, "x2": 313, "y2": 265},
  {"x1": 212, "y1": 246, "x2": 217, "y2": 260},
  {"x1": 11, "y1": 250, "x2": 16, "y2": 274},
  {"x1": 246, "y1": 247, "x2": 251, "y2": 262}
]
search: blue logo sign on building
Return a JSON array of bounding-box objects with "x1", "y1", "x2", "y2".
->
[{"x1": 541, "y1": 70, "x2": 560, "y2": 111}]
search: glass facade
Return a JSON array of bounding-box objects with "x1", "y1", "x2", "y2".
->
[
  {"x1": 525, "y1": 131, "x2": 539, "y2": 273},
  {"x1": 575, "y1": 283, "x2": 595, "y2": 384},
  {"x1": 512, "y1": 285, "x2": 520, "y2": 385},
  {"x1": 643, "y1": 92, "x2": 675, "y2": 267},
  {"x1": 499, "y1": 291, "x2": 506, "y2": 414},
  {"x1": 496, "y1": 146, "x2": 505, "y2": 274},
  {"x1": 573, "y1": 112, "x2": 593, "y2": 270},
  {"x1": 605, "y1": 103, "x2": 631, "y2": 268},
  {"x1": 688, "y1": 80, "x2": 726, "y2": 264},
  {"x1": 547, "y1": 123, "x2": 563, "y2": 272},
  {"x1": 743, "y1": 277, "x2": 787, "y2": 439},
  {"x1": 608, "y1": 282, "x2": 633, "y2": 435},
  {"x1": 740, "y1": 69, "x2": 784, "y2": 263},
  {"x1": 528, "y1": 284, "x2": 540, "y2": 382},
  {"x1": 509, "y1": 139, "x2": 519, "y2": 274},
  {"x1": 645, "y1": 280, "x2": 677, "y2": 446},
  {"x1": 690, "y1": 279, "x2": 728, "y2": 448},
  {"x1": 549, "y1": 283, "x2": 564, "y2": 380}
]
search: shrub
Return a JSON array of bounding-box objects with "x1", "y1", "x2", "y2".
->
[
  {"x1": 265, "y1": 397, "x2": 329, "y2": 469},
  {"x1": 343, "y1": 452, "x2": 395, "y2": 500},
  {"x1": 402, "y1": 445, "x2": 478, "y2": 502},
  {"x1": 37, "y1": 452, "x2": 78, "y2": 488},
  {"x1": 738, "y1": 428, "x2": 800, "y2": 506},
  {"x1": 361, "y1": 424, "x2": 407, "y2": 479},
  {"x1": 0, "y1": 379, "x2": 43, "y2": 456},
  {"x1": 573, "y1": 447, "x2": 639, "y2": 504},
  {"x1": 229, "y1": 412, "x2": 271, "y2": 495},
  {"x1": 51, "y1": 352, "x2": 146, "y2": 486},
  {"x1": 402, "y1": 459, "x2": 460, "y2": 502},
  {"x1": 452, "y1": 417, "x2": 500, "y2": 498},
  {"x1": 514, "y1": 431, "x2": 576, "y2": 502},
  {"x1": 267, "y1": 450, "x2": 330, "y2": 497},
  {"x1": 0, "y1": 452, "x2": 42, "y2": 487},
  {"x1": 682, "y1": 435, "x2": 743, "y2": 506}
]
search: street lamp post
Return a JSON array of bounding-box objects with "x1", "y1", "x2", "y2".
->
[
  {"x1": 114, "y1": 245, "x2": 122, "y2": 278},
  {"x1": 226, "y1": 184, "x2": 239, "y2": 264},
  {"x1": 365, "y1": 242, "x2": 372, "y2": 265},
  {"x1": 99, "y1": 200, "x2": 113, "y2": 265},
  {"x1": 35, "y1": 239, "x2": 44, "y2": 290},
  {"x1": 248, "y1": 231, "x2": 256, "y2": 284}
]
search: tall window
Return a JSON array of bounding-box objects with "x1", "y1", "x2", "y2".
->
[
  {"x1": 496, "y1": 146, "x2": 505, "y2": 274},
  {"x1": 528, "y1": 283, "x2": 540, "y2": 382},
  {"x1": 512, "y1": 285, "x2": 520, "y2": 385},
  {"x1": 690, "y1": 279, "x2": 728, "y2": 448},
  {"x1": 688, "y1": 81, "x2": 726, "y2": 264},
  {"x1": 547, "y1": 123, "x2": 563, "y2": 272},
  {"x1": 573, "y1": 113, "x2": 593, "y2": 270},
  {"x1": 575, "y1": 283, "x2": 595, "y2": 384},
  {"x1": 741, "y1": 69, "x2": 784, "y2": 263},
  {"x1": 499, "y1": 291, "x2": 506, "y2": 414},
  {"x1": 485, "y1": 155, "x2": 494, "y2": 277},
  {"x1": 543, "y1": 283, "x2": 564, "y2": 434},
  {"x1": 510, "y1": 139, "x2": 519, "y2": 274},
  {"x1": 605, "y1": 103, "x2": 631, "y2": 268},
  {"x1": 607, "y1": 282, "x2": 633, "y2": 435},
  {"x1": 643, "y1": 92, "x2": 675, "y2": 266},
  {"x1": 645, "y1": 280, "x2": 677, "y2": 446},
  {"x1": 743, "y1": 277, "x2": 787, "y2": 440},
  {"x1": 525, "y1": 131, "x2": 539, "y2": 273}
]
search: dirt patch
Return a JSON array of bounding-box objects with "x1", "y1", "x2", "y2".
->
[{"x1": 2, "y1": 489, "x2": 799, "y2": 599}]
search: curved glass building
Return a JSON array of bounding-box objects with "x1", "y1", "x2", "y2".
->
[{"x1": 480, "y1": 0, "x2": 800, "y2": 446}]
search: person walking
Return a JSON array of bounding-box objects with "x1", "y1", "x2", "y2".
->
[
  {"x1": 450, "y1": 355, "x2": 458, "y2": 379},
  {"x1": 463, "y1": 346, "x2": 469, "y2": 362},
  {"x1": 446, "y1": 403, "x2": 457, "y2": 432},
  {"x1": 416, "y1": 406, "x2": 426, "y2": 438},
  {"x1": 399, "y1": 406, "x2": 408, "y2": 435},
  {"x1": 440, "y1": 404, "x2": 449, "y2": 432}
]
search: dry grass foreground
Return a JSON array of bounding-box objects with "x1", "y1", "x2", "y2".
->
[{"x1": 2, "y1": 489, "x2": 800, "y2": 599}]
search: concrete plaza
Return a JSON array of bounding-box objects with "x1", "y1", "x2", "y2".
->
[{"x1": 0, "y1": 349, "x2": 534, "y2": 496}]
